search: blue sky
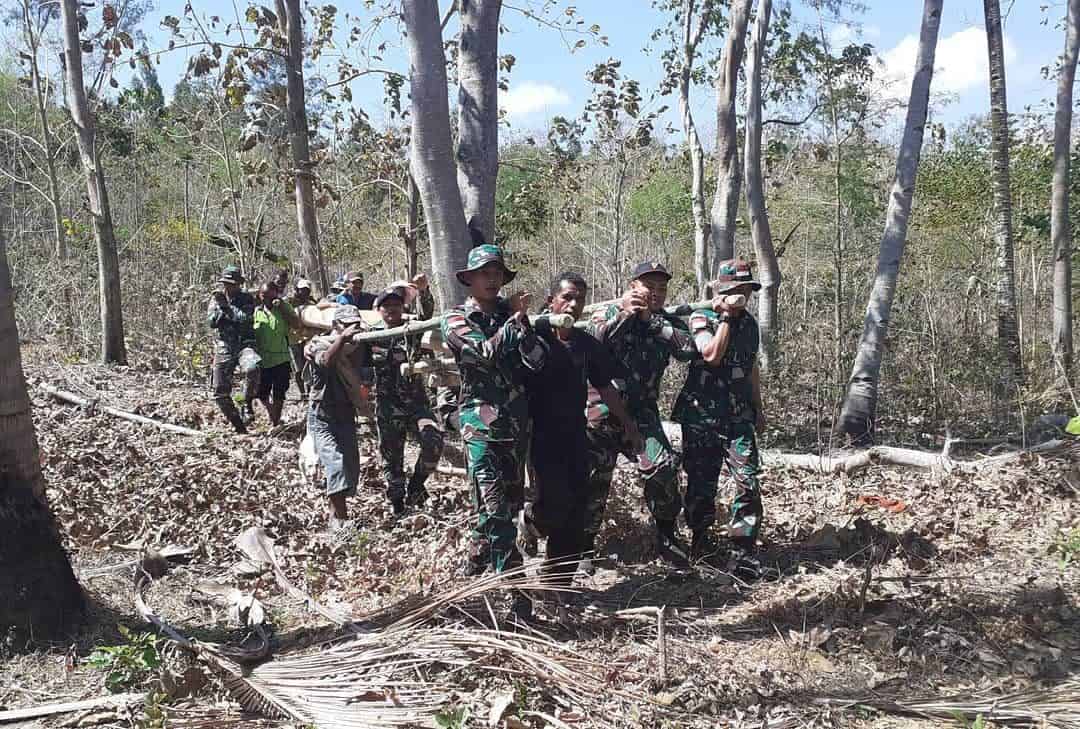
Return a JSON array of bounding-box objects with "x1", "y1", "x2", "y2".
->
[{"x1": 117, "y1": 0, "x2": 1064, "y2": 144}]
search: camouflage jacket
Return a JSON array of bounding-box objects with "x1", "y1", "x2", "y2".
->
[
  {"x1": 365, "y1": 321, "x2": 430, "y2": 417},
  {"x1": 207, "y1": 290, "x2": 256, "y2": 358},
  {"x1": 409, "y1": 288, "x2": 436, "y2": 320},
  {"x1": 584, "y1": 304, "x2": 696, "y2": 423},
  {"x1": 441, "y1": 297, "x2": 545, "y2": 442},
  {"x1": 672, "y1": 309, "x2": 759, "y2": 427}
]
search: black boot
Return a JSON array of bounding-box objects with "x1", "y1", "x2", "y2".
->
[
  {"x1": 405, "y1": 471, "x2": 430, "y2": 507},
  {"x1": 216, "y1": 399, "x2": 247, "y2": 434},
  {"x1": 691, "y1": 528, "x2": 722, "y2": 565},
  {"x1": 655, "y1": 520, "x2": 690, "y2": 568},
  {"x1": 728, "y1": 538, "x2": 762, "y2": 582}
]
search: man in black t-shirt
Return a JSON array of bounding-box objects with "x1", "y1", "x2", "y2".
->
[{"x1": 519, "y1": 272, "x2": 641, "y2": 584}]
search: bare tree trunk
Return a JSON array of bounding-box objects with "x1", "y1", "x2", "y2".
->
[
  {"x1": 1051, "y1": 0, "x2": 1079, "y2": 385},
  {"x1": 743, "y1": 0, "x2": 779, "y2": 372},
  {"x1": 21, "y1": 0, "x2": 66, "y2": 260},
  {"x1": 400, "y1": 173, "x2": 421, "y2": 278},
  {"x1": 984, "y1": 0, "x2": 1023, "y2": 403},
  {"x1": 679, "y1": 0, "x2": 712, "y2": 296},
  {"x1": 404, "y1": 0, "x2": 471, "y2": 308},
  {"x1": 0, "y1": 233, "x2": 84, "y2": 641},
  {"x1": 709, "y1": 0, "x2": 753, "y2": 266},
  {"x1": 837, "y1": 0, "x2": 942, "y2": 444},
  {"x1": 457, "y1": 0, "x2": 501, "y2": 244},
  {"x1": 283, "y1": 0, "x2": 329, "y2": 293},
  {"x1": 60, "y1": 0, "x2": 126, "y2": 365}
]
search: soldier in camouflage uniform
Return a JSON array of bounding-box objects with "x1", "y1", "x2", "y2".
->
[
  {"x1": 207, "y1": 265, "x2": 259, "y2": 433},
  {"x1": 441, "y1": 245, "x2": 545, "y2": 580},
  {"x1": 367, "y1": 287, "x2": 444, "y2": 516},
  {"x1": 673, "y1": 258, "x2": 766, "y2": 575},
  {"x1": 584, "y1": 261, "x2": 696, "y2": 566}
]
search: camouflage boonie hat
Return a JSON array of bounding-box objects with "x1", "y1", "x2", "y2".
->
[
  {"x1": 332, "y1": 304, "x2": 364, "y2": 325},
  {"x1": 455, "y1": 244, "x2": 517, "y2": 285},
  {"x1": 713, "y1": 258, "x2": 761, "y2": 294},
  {"x1": 219, "y1": 265, "x2": 245, "y2": 285},
  {"x1": 329, "y1": 275, "x2": 346, "y2": 293}
]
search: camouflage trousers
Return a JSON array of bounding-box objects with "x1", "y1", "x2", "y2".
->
[
  {"x1": 375, "y1": 401, "x2": 444, "y2": 503},
  {"x1": 584, "y1": 405, "x2": 681, "y2": 545},
  {"x1": 465, "y1": 435, "x2": 528, "y2": 573},
  {"x1": 682, "y1": 421, "x2": 762, "y2": 544}
]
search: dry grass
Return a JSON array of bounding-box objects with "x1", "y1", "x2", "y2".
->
[{"x1": 2, "y1": 353, "x2": 1078, "y2": 728}]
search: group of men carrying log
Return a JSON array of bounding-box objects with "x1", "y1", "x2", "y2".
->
[{"x1": 207, "y1": 245, "x2": 766, "y2": 619}]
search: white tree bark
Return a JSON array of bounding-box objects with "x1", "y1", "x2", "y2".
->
[
  {"x1": 457, "y1": 0, "x2": 501, "y2": 244},
  {"x1": 1051, "y1": 0, "x2": 1080, "y2": 382},
  {"x1": 743, "y1": 0, "x2": 780, "y2": 371},
  {"x1": 709, "y1": 0, "x2": 753, "y2": 266},
  {"x1": 60, "y1": 0, "x2": 126, "y2": 364},
  {"x1": 837, "y1": 0, "x2": 942, "y2": 444},
  {"x1": 283, "y1": 0, "x2": 329, "y2": 293},
  {"x1": 679, "y1": 0, "x2": 712, "y2": 296},
  {"x1": 984, "y1": 0, "x2": 1023, "y2": 400},
  {"x1": 403, "y1": 0, "x2": 471, "y2": 308}
]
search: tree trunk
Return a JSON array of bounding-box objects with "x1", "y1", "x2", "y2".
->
[
  {"x1": 405, "y1": 173, "x2": 420, "y2": 278},
  {"x1": 679, "y1": 0, "x2": 712, "y2": 296},
  {"x1": 837, "y1": 0, "x2": 942, "y2": 444},
  {"x1": 984, "y1": 0, "x2": 1023, "y2": 403},
  {"x1": 709, "y1": 0, "x2": 753, "y2": 267},
  {"x1": 404, "y1": 0, "x2": 472, "y2": 308},
  {"x1": 0, "y1": 234, "x2": 85, "y2": 642},
  {"x1": 283, "y1": 0, "x2": 329, "y2": 294},
  {"x1": 457, "y1": 0, "x2": 501, "y2": 244},
  {"x1": 1051, "y1": 0, "x2": 1080, "y2": 385},
  {"x1": 22, "y1": 0, "x2": 66, "y2": 260},
  {"x1": 743, "y1": 0, "x2": 780, "y2": 372},
  {"x1": 60, "y1": 0, "x2": 126, "y2": 365}
]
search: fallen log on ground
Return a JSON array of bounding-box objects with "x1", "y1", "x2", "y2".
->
[
  {"x1": 41, "y1": 384, "x2": 206, "y2": 438},
  {"x1": 660, "y1": 421, "x2": 1072, "y2": 474},
  {"x1": 0, "y1": 694, "x2": 144, "y2": 724}
]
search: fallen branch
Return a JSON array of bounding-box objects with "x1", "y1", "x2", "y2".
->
[
  {"x1": 0, "y1": 695, "x2": 144, "y2": 724},
  {"x1": 660, "y1": 421, "x2": 1072, "y2": 474},
  {"x1": 762, "y1": 440, "x2": 1071, "y2": 474},
  {"x1": 816, "y1": 677, "x2": 1080, "y2": 728},
  {"x1": 40, "y1": 384, "x2": 206, "y2": 438}
]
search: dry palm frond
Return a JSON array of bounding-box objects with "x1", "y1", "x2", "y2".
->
[
  {"x1": 218, "y1": 569, "x2": 654, "y2": 729},
  {"x1": 816, "y1": 678, "x2": 1080, "y2": 728},
  {"x1": 164, "y1": 702, "x2": 289, "y2": 729}
]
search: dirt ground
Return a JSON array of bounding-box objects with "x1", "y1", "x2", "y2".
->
[{"x1": 2, "y1": 350, "x2": 1078, "y2": 729}]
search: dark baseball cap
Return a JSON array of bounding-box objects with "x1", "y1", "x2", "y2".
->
[
  {"x1": 630, "y1": 260, "x2": 671, "y2": 281},
  {"x1": 374, "y1": 287, "x2": 405, "y2": 308}
]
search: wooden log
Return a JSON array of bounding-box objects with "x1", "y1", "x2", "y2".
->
[
  {"x1": 582, "y1": 298, "x2": 716, "y2": 316},
  {"x1": 0, "y1": 694, "x2": 144, "y2": 723},
  {"x1": 41, "y1": 384, "x2": 207, "y2": 438}
]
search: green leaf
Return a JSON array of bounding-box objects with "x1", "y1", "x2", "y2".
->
[{"x1": 1067, "y1": 416, "x2": 1080, "y2": 435}]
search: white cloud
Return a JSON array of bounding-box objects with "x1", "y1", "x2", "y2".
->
[
  {"x1": 829, "y1": 22, "x2": 881, "y2": 50},
  {"x1": 499, "y1": 81, "x2": 571, "y2": 121},
  {"x1": 879, "y1": 26, "x2": 1018, "y2": 99}
]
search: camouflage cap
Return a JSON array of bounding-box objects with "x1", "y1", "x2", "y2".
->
[
  {"x1": 712, "y1": 258, "x2": 761, "y2": 294},
  {"x1": 332, "y1": 304, "x2": 364, "y2": 325},
  {"x1": 219, "y1": 265, "x2": 245, "y2": 285},
  {"x1": 455, "y1": 244, "x2": 517, "y2": 285}
]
